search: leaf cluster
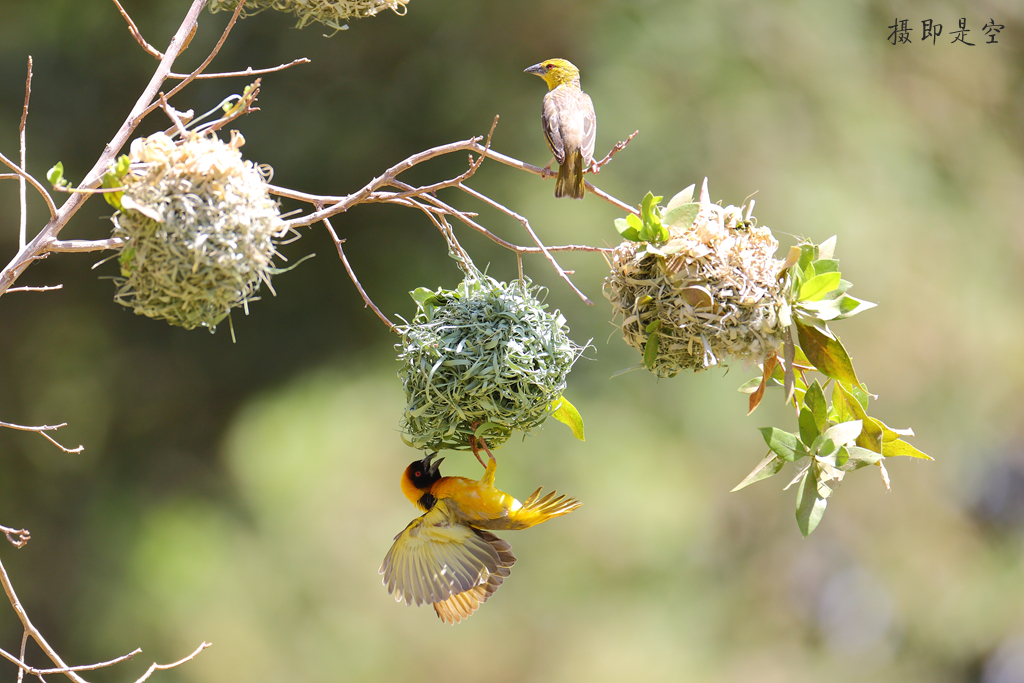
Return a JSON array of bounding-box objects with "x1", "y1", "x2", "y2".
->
[{"x1": 737, "y1": 236, "x2": 931, "y2": 536}]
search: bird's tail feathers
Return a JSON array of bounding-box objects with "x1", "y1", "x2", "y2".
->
[
  {"x1": 555, "y1": 149, "x2": 586, "y2": 199},
  {"x1": 514, "y1": 487, "x2": 582, "y2": 527}
]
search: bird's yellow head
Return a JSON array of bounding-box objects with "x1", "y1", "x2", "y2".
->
[
  {"x1": 524, "y1": 58, "x2": 581, "y2": 90},
  {"x1": 400, "y1": 451, "x2": 444, "y2": 509}
]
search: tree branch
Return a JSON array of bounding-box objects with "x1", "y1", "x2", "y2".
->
[
  {"x1": 0, "y1": 421, "x2": 83, "y2": 454},
  {"x1": 168, "y1": 58, "x2": 311, "y2": 79},
  {"x1": 321, "y1": 216, "x2": 396, "y2": 331},
  {"x1": 0, "y1": 0, "x2": 210, "y2": 296},
  {"x1": 19, "y1": 57, "x2": 33, "y2": 250}
]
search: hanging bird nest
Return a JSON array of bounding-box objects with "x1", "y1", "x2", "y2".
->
[
  {"x1": 209, "y1": 0, "x2": 409, "y2": 31},
  {"x1": 109, "y1": 131, "x2": 285, "y2": 332},
  {"x1": 396, "y1": 272, "x2": 583, "y2": 452},
  {"x1": 605, "y1": 186, "x2": 786, "y2": 377}
]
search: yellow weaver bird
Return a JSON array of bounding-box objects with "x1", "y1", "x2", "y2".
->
[
  {"x1": 524, "y1": 58, "x2": 597, "y2": 199},
  {"x1": 380, "y1": 448, "x2": 581, "y2": 624}
]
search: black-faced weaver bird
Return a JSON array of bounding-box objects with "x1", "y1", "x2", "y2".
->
[
  {"x1": 380, "y1": 442, "x2": 581, "y2": 624},
  {"x1": 524, "y1": 58, "x2": 597, "y2": 199}
]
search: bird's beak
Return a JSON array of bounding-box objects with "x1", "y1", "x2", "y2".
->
[
  {"x1": 524, "y1": 63, "x2": 547, "y2": 77},
  {"x1": 422, "y1": 451, "x2": 444, "y2": 477}
]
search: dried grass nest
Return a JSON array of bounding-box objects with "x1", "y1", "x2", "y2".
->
[
  {"x1": 605, "y1": 188, "x2": 787, "y2": 377},
  {"x1": 209, "y1": 0, "x2": 409, "y2": 31},
  {"x1": 396, "y1": 273, "x2": 583, "y2": 451},
  {"x1": 109, "y1": 131, "x2": 285, "y2": 332}
]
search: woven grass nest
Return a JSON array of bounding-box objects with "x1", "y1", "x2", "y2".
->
[
  {"x1": 209, "y1": 0, "x2": 409, "y2": 31},
  {"x1": 396, "y1": 272, "x2": 583, "y2": 452},
  {"x1": 605, "y1": 183, "x2": 787, "y2": 378},
  {"x1": 109, "y1": 131, "x2": 285, "y2": 332}
]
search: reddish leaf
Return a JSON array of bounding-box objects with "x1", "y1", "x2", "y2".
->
[
  {"x1": 748, "y1": 353, "x2": 778, "y2": 415},
  {"x1": 794, "y1": 319, "x2": 861, "y2": 386}
]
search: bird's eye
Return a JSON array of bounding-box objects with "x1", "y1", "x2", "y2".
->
[
  {"x1": 545, "y1": 64, "x2": 554, "y2": 70},
  {"x1": 413, "y1": 471, "x2": 421, "y2": 478}
]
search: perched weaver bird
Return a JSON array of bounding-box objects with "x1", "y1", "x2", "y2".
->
[
  {"x1": 524, "y1": 58, "x2": 597, "y2": 199},
  {"x1": 380, "y1": 449, "x2": 581, "y2": 624}
]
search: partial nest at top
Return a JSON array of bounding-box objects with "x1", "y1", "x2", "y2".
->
[
  {"x1": 604, "y1": 182, "x2": 787, "y2": 378},
  {"x1": 209, "y1": 0, "x2": 410, "y2": 31},
  {"x1": 396, "y1": 272, "x2": 584, "y2": 452}
]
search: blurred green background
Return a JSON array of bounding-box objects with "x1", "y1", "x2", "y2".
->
[{"x1": 0, "y1": 0, "x2": 1023, "y2": 681}]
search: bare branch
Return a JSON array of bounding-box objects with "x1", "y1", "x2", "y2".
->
[
  {"x1": 111, "y1": 0, "x2": 163, "y2": 59},
  {"x1": 168, "y1": 58, "x2": 311, "y2": 80},
  {"x1": 0, "y1": 526, "x2": 31, "y2": 549},
  {"x1": 458, "y1": 183, "x2": 593, "y2": 304},
  {"x1": 7, "y1": 285, "x2": 62, "y2": 293},
  {"x1": 47, "y1": 238, "x2": 125, "y2": 253},
  {"x1": 321, "y1": 216, "x2": 396, "y2": 331},
  {"x1": 0, "y1": 0, "x2": 209, "y2": 296},
  {"x1": 0, "y1": 421, "x2": 83, "y2": 454},
  {"x1": 137, "y1": 0, "x2": 248, "y2": 122},
  {"x1": 16, "y1": 630, "x2": 28, "y2": 683},
  {"x1": 0, "y1": 554, "x2": 88, "y2": 683},
  {"x1": 591, "y1": 129, "x2": 639, "y2": 172},
  {"x1": 19, "y1": 57, "x2": 33, "y2": 250},
  {"x1": 0, "y1": 152, "x2": 57, "y2": 221},
  {"x1": 132, "y1": 642, "x2": 211, "y2": 683}
]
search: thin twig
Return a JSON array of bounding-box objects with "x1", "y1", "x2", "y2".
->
[
  {"x1": 458, "y1": 183, "x2": 592, "y2": 305},
  {"x1": 0, "y1": 421, "x2": 83, "y2": 454},
  {"x1": 133, "y1": 642, "x2": 211, "y2": 683},
  {"x1": 19, "y1": 57, "x2": 33, "y2": 251},
  {"x1": 0, "y1": 152, "x2": 57, "y2": 221},
  {"x1": 0, "y1": 526, "x2": 31, "y2": 549},
  {"x1": 7, "y1": 285, "x2": 62, "y2": 293},
  {"x1": 157, "y1": 93, "x2": 189, "y2": 138},
  {"x1": 0, "y1": 646, "x2": 142, "y2": 676},
  {"x1": 47, "y1": 238, "x2": 124, "y2": 253},
  {"x1": 467, "y1": 142, "x2": 640, "y2": 216},
  {"x1": 0, "y1": 554, "x2": 88, "y2": 683},
  {"x1": 111, "y1": 0, "x2": 163, "y2": 58},
  {"x1": 321, "y1": 216, "x2": 395, "y2": 330},
  {"x1": 168, "y1": 58, "x2": 311, "y2": 79},
  {"x1": 16, "y1": 630, "x2": 28, "y2": 683},
  {"x1": 591, "y1": 129, "x2": 638, "y2": 172},
  {"x1": 136, "y1": 0, "x2": 248, "y2": 122}
]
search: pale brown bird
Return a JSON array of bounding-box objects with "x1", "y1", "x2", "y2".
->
[{"x1": 524, "y1": 58, "x2": 597, "y2": 199}]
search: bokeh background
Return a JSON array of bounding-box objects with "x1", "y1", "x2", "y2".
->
[{"x1": 1, "y1": 0, "x2": 1023, "y2": 681}]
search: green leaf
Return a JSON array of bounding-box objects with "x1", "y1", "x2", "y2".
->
[
  {"x1": 663, "y1": 203, "x2": 699, "y2": 230},
  {"x1": 799, "y1": 407, "x2": 820, "y2": 445},
  {"x1": 643, "y1": 331, "x2": 660, "y2": 369},
  {"x1": 838, "y1": 445, "x2": 882, "y2": 471},
  {"x1": 737, "y1": 376, "x2": 763, "y2": 394},
  {"x1": 732, "y1": 452, "x2": 785, "y2": 491},
  {"x1": 665, "y1": 184, "x2": 695, "y2": 211},
  {"x1": 759, "y1": 427, "x2": 809, "y2": 462},
  {"x1": 550, "y1": 396, "x2": 585, "y2": 441},
  {"x1": 46, "y1": 162, "x2": 66, "y2": 187},
  {"x1": 798, "y1": 272, "x2": 842, "y2": 302},
  {"x1": 795, "y1": 465, "x2": 828, "y2": 536},
  {"x1": 823, "y1": 419, "x2": 863, "y2": 447},
  {"x1": 833, "y1": 295, "x2": 878, "y2": 320},
  {"x1": 803, "y1": 380, "x2": 828, "y2": 432},
  {"x1": 882, "y1": 438, "x2": 933, "y2": 460},
  {"x1": 640, "y1": 192, "x2": 662, "y2": 225},
  {"x1": 614, "y1": 217, "x2": 641, "y2": 242},
  {"x1": 794, "y1": 319, "x2": 861, "y2": 386},
  {"x1": 797, "y1": 298, "x2": 849, "y2": 321},
  {"x1": 645, "y1": 319, "x2": 662, "y2": 333},
  {"x1": 797, "y1": 244, "x2": 816, "y2": 272},
  {"x1": 812, "y1": 259, "x2": 840, "y2": 274}
]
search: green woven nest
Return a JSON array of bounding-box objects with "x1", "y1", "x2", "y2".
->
[
  {"x1": 209, "y1": 0, "x2": 409, "y2": 31},
  {"x1": 110, "y1": 132, "x2": 284, "y2": 332},
  {"x1": 605, "y1": 201, "x2": 786, "y2": 378},
  {"x1": 396, "y1": 274, "x2": 582, "y2": 451}
]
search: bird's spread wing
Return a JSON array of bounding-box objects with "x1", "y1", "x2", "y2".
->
[
  {"x1": 542, "y1": 92, "x2": 565, "y2": 163},
  {"x1": 432, "y1": 529, "x2": 515, "y2": 624},
  {"x1": 380, "y1": 502, "x2": 515, "y2": 608}
]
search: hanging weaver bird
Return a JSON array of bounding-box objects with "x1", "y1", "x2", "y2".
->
[
  {"x1": 524, "y1": 58, "x2": 597, "y2": 199},
  {"x1": 380, "y1": 447, "x2": 581, "y2": 624}
]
